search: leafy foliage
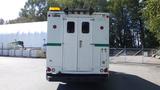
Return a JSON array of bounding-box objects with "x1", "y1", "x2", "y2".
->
[
  {"x1": 57, "y1": 0, "x2": 107, "y2": 11},
  {"x1": 6, "y1": 0, "x2": 160, "y2": 48},
  {"x1": 107, "y1": 0, "x2": 142, "y2": 48},
  {"x1": 143, "y1": 0, "x2": 160, "y2": 41}
]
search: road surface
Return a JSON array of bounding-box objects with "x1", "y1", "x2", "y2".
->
[{"x1": 0, "y1": 57, "x2": 160, "y2": 90}]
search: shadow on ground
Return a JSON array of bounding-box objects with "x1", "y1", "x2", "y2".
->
[{"x1": 57, "y1": 71, "x2": 160, "y2": 90}]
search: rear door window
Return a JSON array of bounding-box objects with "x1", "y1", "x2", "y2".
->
[
  {"x1": 67, "y1": 22, "x2": 75, "y2": 33},
  {"x1": 82, "y1": 22, "x2": 89, "y2": 33}
]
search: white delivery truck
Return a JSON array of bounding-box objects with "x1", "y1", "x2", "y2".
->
[{"x1": 46, "y1": 7, "x2": 109, "y2": 82}]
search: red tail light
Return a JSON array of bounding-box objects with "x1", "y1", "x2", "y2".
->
[
  {"x1": 100, "y1": 68, "x2": 108, "y2": 73},
  {"x1": 104, "y1": 68, "x2": 108, "y2": 72},
  {"x1": 47, "y1": 67, "x2": 51, "y2": 72}
]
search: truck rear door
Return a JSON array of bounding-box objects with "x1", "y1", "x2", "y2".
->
[
  {"x1": 63, "y1": 18, "x2": 78, "y2": 71},
  {"x1": 63, "y1": 17, "x2": 93, "y2": 72},
  {"x1": 77, "y1": 18, "x2": 93, "y2": 72}
]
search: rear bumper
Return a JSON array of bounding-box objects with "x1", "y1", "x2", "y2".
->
[{"x1": 46, "y1": 73, "x2": 109, "y2": 82}]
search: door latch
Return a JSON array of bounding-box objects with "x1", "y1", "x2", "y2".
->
[{"x1": 79, "y1": 40, "x2": 83, "y2": 48}]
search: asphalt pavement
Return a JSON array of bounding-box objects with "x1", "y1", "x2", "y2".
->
[{"x1": 0, "y1": 57, "x2": 160, "y2": 90}]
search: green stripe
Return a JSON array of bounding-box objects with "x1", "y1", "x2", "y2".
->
[
  {"x1": 46, "y1": 43, "x2": 61, "y2": 46},
  {"x1": 46, "y1": 43, "x2": 109, "y2": 47},
  {"x1": 94, "y1": 44, "x2": 109, "y2": 47}
]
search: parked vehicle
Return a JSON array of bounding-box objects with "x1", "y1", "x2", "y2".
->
[{"x1": 46, "y1": 7, "x2": 109, "y2": 82}]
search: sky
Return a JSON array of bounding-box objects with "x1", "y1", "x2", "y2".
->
[{"x1": 0, "y1": 0, "x2": 28, "y2": 21}]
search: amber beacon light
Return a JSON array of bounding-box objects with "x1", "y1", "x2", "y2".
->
[{"x1": 49, "y1": 7, "x2": 61, "y2": 11}]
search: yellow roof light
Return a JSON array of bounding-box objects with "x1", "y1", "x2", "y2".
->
[{"x1": 49, "y1": 7, "x2": 61, "y2": 11}]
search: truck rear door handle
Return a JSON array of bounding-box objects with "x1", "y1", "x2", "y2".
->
[{"x1": 79, "y1": 40, "x2": 82, "y2": 48}]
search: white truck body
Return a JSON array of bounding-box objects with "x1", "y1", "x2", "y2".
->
[{"x1": 46, "y1": 9, "x2": 109, "y2": 82}]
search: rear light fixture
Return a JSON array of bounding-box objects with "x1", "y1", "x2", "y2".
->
[
  {"x1": 53, "y1": 25, "x2": 57, "y2": 29},
  {"x1": 47, "y1": 67, "x2": 51, "y2": 72},
  {"x1": 106, "y1": 16, "x2": 109, "y2": 18},
  {"x1": 47, "y1": 67, "x2": 55, "y2": 72},
  {"x1": 100, "y1": 26, "x2": 104, "y2": 30},
  {"x1": 100, "y1": 69, "x2": 104, "y2": 72},
  {"x1": 100, "y1": 68, "x2": 108, "y2": 73},
  {"x1": 52, "y1": 68, "x2": 55, "y2": 72},
  {"x1": 104, "y1": 68, "x2": 108, "y2": 73}
]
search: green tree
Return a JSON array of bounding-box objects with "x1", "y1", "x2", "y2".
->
[
  {"x1": 107, "y1": 0, "x2": 142, "y2": 48},
  {"x1": 143, "y1": 0, "x2": 160, "y2": 41},
  {"x1": 19, "y1": 0, "x2": 58, "y2": 22},
  {"x1": 143, "y1": 29, "x2": 159, "y2": 48},
  {"x1": 10, "y1": 0, "x2": 107, "y2": 23},
  {"x1": 57, "y1": 0, "x2": 107, "y2": 11}
]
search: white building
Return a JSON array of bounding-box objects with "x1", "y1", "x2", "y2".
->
[{"x1": 0, "y1": 21, "x2": 47, "y2": 48}]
